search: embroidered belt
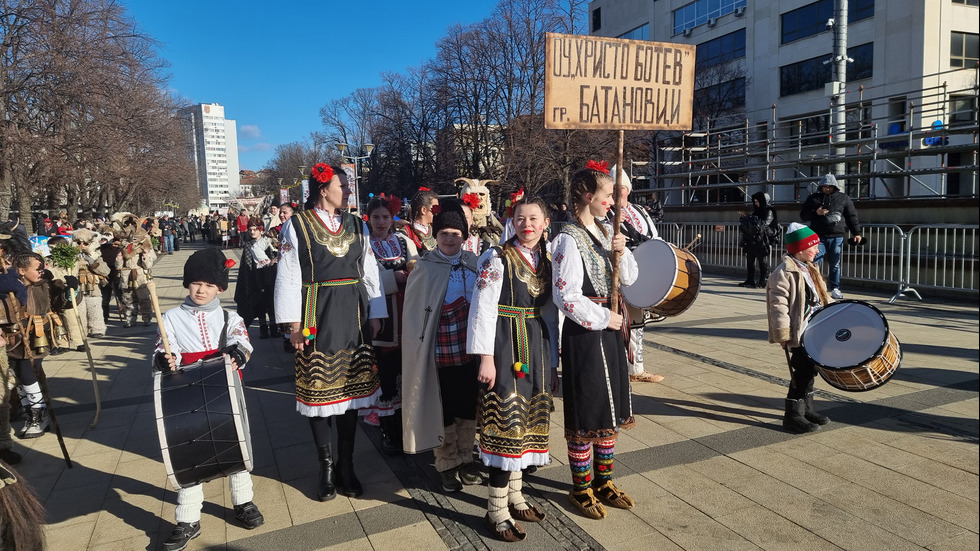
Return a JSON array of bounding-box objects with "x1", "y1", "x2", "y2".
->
[
  {"x1": 302, "y1": 278, "x2": 360, "y2": 333},
  {"x1": 497, "y1": 305, "x2": 540, "y2": 366}
]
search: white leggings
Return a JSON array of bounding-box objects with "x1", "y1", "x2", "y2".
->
[{"x1": 175, "y1": 471, "x2": 253, "y2": 523}]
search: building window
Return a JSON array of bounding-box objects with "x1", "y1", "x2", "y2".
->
[
  {"x1": 673, "y1": 0, "x2": 747, "y2": 35},
  {"x1": 695, "y1": 77, "x2": 746, "y2": 113},
  {"x1": 592, "y1": 7, "x2": 601, "y2": 32},
  {"x1": 781, "y1": 0, "x2": 874, "y2": 44},
  {"x1": 950, "y1": 95, "x2": 978, "y2": 125},
  {"x1": 780, "y1": 43, "x2": 873, "y2": 96},
  {"x1": 786, "y1": 113, "x2": 830, "y2": 147},
  {"x1": 618, "y1": 24, "x2": 649, "y2": 41},
  {"x1": 697, "y1": 29, "x2": 746, "y2": 67},
  {"x1": 952, "y1": 0, "x2": 979, "y2": 6},
  {"x1": 950, "y1": 31, "x2": 979, "y2": 68}
]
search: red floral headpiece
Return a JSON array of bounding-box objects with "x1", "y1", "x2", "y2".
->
[
  {"x1": 418, "y1": 186, "x2": 431, "y2": 192},
  {"x1": 585, "y1": 160, "x2": 610, "y2": 174},
  {"x1": 224, "y1": 258, "x2": 236, "y2": 269},
  {"x1": 430, "y1": 204, "x2": 442, "y2": 215},
  {"x1": 386, "y1": 195, "x2": 403, "y2": 215},
  {"x1": 310, "y1": 163, "x2": 334, "y2": 184},
  {"x1": 461, "y1": 193, "x2": 480, "y2": 210}
]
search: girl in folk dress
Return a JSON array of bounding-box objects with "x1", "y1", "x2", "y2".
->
[
  {"x1": 275, "y1": 163, "x2": 386, "y2": 501},
  {"x1": 551, "y1": 163, "x2": 639, "y2": 520},
  {"x1": 397, "y1": 188, "x2": 439, "y2": 253},
  {"x1": 468, "y1": 198, "x2": 560, "y2": 542},
  {"x1": 361, "y1": 195, "x2": 418, "y2": 453}
]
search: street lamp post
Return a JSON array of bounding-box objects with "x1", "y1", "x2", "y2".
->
[{"x1": 335, "y1": 143, "x2": 374, "y2": 212}]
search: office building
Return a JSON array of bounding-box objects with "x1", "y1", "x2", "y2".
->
[{"x1": 178, "y1": 103, "x2": 241, "y2": 209}]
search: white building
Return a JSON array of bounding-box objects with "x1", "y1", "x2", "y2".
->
[
  {"x1": 178, "y1": 103, "x2": 241, "y2": 209},
  {"x1": 588, "y1": 0, "x2": 979, "y2": 203}
]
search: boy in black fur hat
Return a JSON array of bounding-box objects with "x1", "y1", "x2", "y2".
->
[{"x1": 153, "y1": 248, "x2": 263, "y2": 551}]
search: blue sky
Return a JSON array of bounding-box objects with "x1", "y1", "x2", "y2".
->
[{"x1": 125, "y1": 0, "x2": 499, "y2": 171}]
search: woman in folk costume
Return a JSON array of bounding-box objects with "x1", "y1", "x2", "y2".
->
[
  {"x1": 551, "y1": 161, "x2": 639, "y2": 520},
  {"x1": 401, "y1": 199, "x2": 483, "y2": 492},
  {"x1": 360, "y1": 194, "x2": 418, "y2": 453},
  {"x1": 274, "y1": 163, "x2": 386, "y2": 501},
  {"x1": 468, "y1": 198, "x2": 560, "y2": 542},
  {"x1": 397, "y1": 187, "x2": 439, "y2": 253}
]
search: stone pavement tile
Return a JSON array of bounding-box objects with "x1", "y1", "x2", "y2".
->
[
  {"x1": 926, "y1": 531, "x2": 980, "y2": 551},
  {"x1": 647, "y1": 464, "x2": 757, "y2": 518},
  {"x1": 894, "y1": 455, "x2": 980, "y2": 501},
  {"x1": 88, "y1": 535, "x2": 156, "y2": 551},
  {"x1": 365, "y1": 521, "x2": 448, "y2": 550},
  {"x1": 281, "y1": 475, "x2": 357, "y2": 526},
  {"x1": 811, "y1": 482, "x2": 965, "y2": 547},
  {"x1": 53, "y1": 452, "x2": 119, "y2": 491},
  {"x1": 44, "y1": 519, "x2": 96, "y2": 551},
  {"x1": 655, "y1": 414, "x2": 736, "y2": 439},
  {"x1": 714, "y1": 504, "x2": 840, "y2": 551},
  {"x1": 321, "y1": 539, "x2": 375, "y2": 551},
  {"x1": 730, "y1": 447, "x2": 849, "y2": 494},
  {"x1": 272, "y1": 441, "x2": 316, "y2": 483},
  {"x1": 883, "y1": 433, "x2": 979, "y2": 474},
  {"x1": 45, "y1": 482, "x2": 109, "y2": 527}
]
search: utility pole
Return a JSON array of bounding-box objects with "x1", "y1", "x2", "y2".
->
[{"x1": 829, "y1": 0, "x2": 850, "y2": 176}]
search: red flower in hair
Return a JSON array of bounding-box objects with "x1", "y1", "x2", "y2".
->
[
  {"x1": 418, "y1": 186, "x2": 431, "y2": 192},
  {"x1": 310, "y1": 163, "x2": 334, "y2": 184},
  {"x1": 386, "y1": 195, "x2": 403, "y2": 215},
  {"x1": 586, "y1": 160, "x2": 610, "y2": 174},
  {"x1": 224, "y1": 259, "x2": 236, "y2": 269},
  {"x1": 461, "y1": 193, "x2": 480, "y2": 210},
  {"x1": 430, "y1": 204, "x2": 442, "y2": 215}
]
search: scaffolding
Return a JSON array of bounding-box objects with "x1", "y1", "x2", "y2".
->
[{"x1": 642, "y1": 68, "x2": 980, "y2": 206}]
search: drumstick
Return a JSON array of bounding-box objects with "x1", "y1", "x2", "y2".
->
[
  {"x1": 146, "y1": 280, "x2": 172, "y2": 357},
  {"x1": 684, "y1": 234, "x2": 702, "y2": 252}
]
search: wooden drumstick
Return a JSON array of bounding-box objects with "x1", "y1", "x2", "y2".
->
[
  {"x1": 145, "y1": 280, "x2": 172, "y2": 357},
  {"x1": 684, "y1": 233, "x2": 702, "y2": 252}
]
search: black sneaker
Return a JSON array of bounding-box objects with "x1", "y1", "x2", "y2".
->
[
  {"x1": 162, "y1": 522, "x2": 200, "y2": 551},
  {"x1": 233, "y1": 501, "x2": 265, "y2": 529},
  {"x1": 440, "y1": 468, "x2": 462, "y2": 492}
]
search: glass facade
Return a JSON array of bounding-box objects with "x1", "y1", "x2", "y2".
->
[
  {"x1": 781, "y1": 0, "x2": 874, "y2": 44},
  {"x1": 697, "y1": 29, "x2": 746, "y2": 67},
  {"x1": 673, "y1": 0, "x2": 747, "y2": 35},
  {"x1": 780, "y1": 43, "x2": 874, "y2": 97}
]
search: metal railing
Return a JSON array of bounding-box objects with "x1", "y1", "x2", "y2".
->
[{"x1": 653, "y1": 222, "x2": 978, "y2": 301}]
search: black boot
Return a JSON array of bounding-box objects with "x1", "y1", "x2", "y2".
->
[
  {"x1": 259, "y1": 322, "x2": 270, "y2": 339},
  {"x1": 316, "y1": 444, "x2": 336, "y2": 501},
  {"x1": 379, "y1": 413, "x2": 403, "y2": 456},
  {"x1": 804, "y1": 392, "x2": 830, "y2": 426},
  {"x1": 335, "y1": 411, "x2": 363, "y2": 497},
  {"x1": 783, "y1": 399, "x2": 820, "y2": 434}
]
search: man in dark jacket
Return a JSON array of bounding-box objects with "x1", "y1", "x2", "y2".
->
[
  {"x1": 800, "y1": 174, "x2": 863, "y2": 299},
  {"x1": 739, "y1": 191, "x2": 779, "y2": 288}
]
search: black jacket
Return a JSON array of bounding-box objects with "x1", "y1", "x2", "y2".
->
[{"x1": 800, "y1": 176, "x2": 861, "y2": 239}]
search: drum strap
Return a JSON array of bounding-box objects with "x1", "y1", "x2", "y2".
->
[
  {"x1": 497, "y1": 305, "x2": 540, "y2": 366},
  {"x1": 587, "y1": 296, "x2": 633, "y2": 363}
]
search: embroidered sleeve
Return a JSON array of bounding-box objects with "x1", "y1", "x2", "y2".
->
[
  {"x1": 226, "y1": 311, "x2": 254, "y2": 364},
  {"x1": 467, "y1": 249, "x2": 504, "y2": 355},
  {"x1": 618, "y1": 246, "x2": 638, "y2": 286},
  {"x1": 274, "y1": 218, "x2": 302, "y2": 324},
  {"x1": 551, "y1": 233, "x2": 610, "y2": 331}
]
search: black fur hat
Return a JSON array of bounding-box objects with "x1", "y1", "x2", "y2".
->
[
  {"x1": 183, "y1": 248, "x2": 235, "y2": 290},
  {"x1": 432, "y1": 198, "x2": 468, "y2": 236}
]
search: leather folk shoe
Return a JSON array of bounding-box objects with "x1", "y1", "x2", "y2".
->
[
  {"x1": 593, "y1": 480, "x2": 635, "y2": 509},
  {"x1": 568, "y1": 488, "x2": 606, "y2": 519}
]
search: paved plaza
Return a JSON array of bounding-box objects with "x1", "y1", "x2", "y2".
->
[{"x1": 14, "y1": 242, "x2": 979, "y2": 551}]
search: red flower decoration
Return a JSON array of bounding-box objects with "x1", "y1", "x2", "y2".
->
[
  {"x1": 224, "y1": 258, "x2": 236, "y2": 269},
  {"x1": 418, "y1": 186, "x2": 431, "y2": 192},
  {"x1": 311, "y1": 163, "x2": 334, "y2": 184},
  {"x1": 461, "y1": 193, "x2": 480, "y2": 210},
  {"x1": 386, "y1": 195, "x2": 403, "y2": 215},
  {"x1": 430, "y1": 204, "x2": 442, "y2": 215},
  {"x1": 586, "y1": 160, "x2": 610, "y2": 174}
]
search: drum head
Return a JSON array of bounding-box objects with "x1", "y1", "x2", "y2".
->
[
  {"x1": 802, "y1": 300, "x2": 888, "y2": 369},
  {"x1": 622, "y1": 239, "x2": 676, "y2": 308}
]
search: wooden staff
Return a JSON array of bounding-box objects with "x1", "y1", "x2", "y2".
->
[
  {"x1": 145, "y1": 280, "x2": 172, "y2": 360},
  {"x1": 609, "y1": 130, "x2": 625, "y2": 314},
  {"x1": 67, "y1": 288, "x2": 102, "y2": 428}
]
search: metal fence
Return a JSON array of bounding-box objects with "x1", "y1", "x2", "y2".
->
[{"x1": 654, "y1": 222, "x2": 979, "y2": 301}]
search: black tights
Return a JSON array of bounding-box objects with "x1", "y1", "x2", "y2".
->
[
  {"x1": 487, "y1": 466, "x2": 510, "y2": 489},
  {"x1": 787, "y1": 347, "x2": 817, "y2": 400},
  {"x1": 12, "y1": 359, "x2": 39, "y2": 386},
  {"x1": 308, "y1": 409, "x2": 357, "y2": 448}
]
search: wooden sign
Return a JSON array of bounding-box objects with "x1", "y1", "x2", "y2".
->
[{"x1": 545, "y1": 32, "x2": 695, "y2": 131}]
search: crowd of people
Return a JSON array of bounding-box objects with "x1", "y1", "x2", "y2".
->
[{"x1": 0, "y1": 163, "x2": 864, "y2": 549}]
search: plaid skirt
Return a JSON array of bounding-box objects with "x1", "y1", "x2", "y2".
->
[{"x1": 435, "y1": 296, "x2": 471, "y2": 368}]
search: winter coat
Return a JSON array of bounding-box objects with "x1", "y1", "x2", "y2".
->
[
  {"x1": 740, "y1": 192, "x2": 779, "y2": 255},
  {"x1": 766, "y1": 254, "x2": 831, "y2": 348},
  {"x1": 800, "y1": 175, "x2": 862, "y2": 239},
  {"x1": 400, "y1": 249, "x2": 478, "y2": 454}
]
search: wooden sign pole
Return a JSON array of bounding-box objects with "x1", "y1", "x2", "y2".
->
[{"x1": 610, "y1": 129, "x2": 625, "y2": 314}]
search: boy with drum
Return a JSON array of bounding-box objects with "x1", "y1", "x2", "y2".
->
[
  {"x1": 766, "y1": 223, "x2": 833, "y2": 434},
  {"x1": 153, "y1": 248, "x2": 264, "y2": 551}
]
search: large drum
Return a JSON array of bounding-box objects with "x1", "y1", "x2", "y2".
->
[
  {"x1": 622, "y1": 239, "x2": 702, "y2": 317},
  {"x1": 154, "y1": 356, "x2": 253, "y2": 489},
  {"x1": 801, "y1": 300, "x2": 902, "y2": 392}
]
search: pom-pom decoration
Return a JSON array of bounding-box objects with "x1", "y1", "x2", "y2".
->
[
  {"x1": 513, "y1": 362, "x2": 523, "y2": 373},
  {"x1": 224, "y1": 259, "x2": 236, "y2": 269},
  {"x1": 302, "y1": 328, "x2": 311, "y2": 337}
]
